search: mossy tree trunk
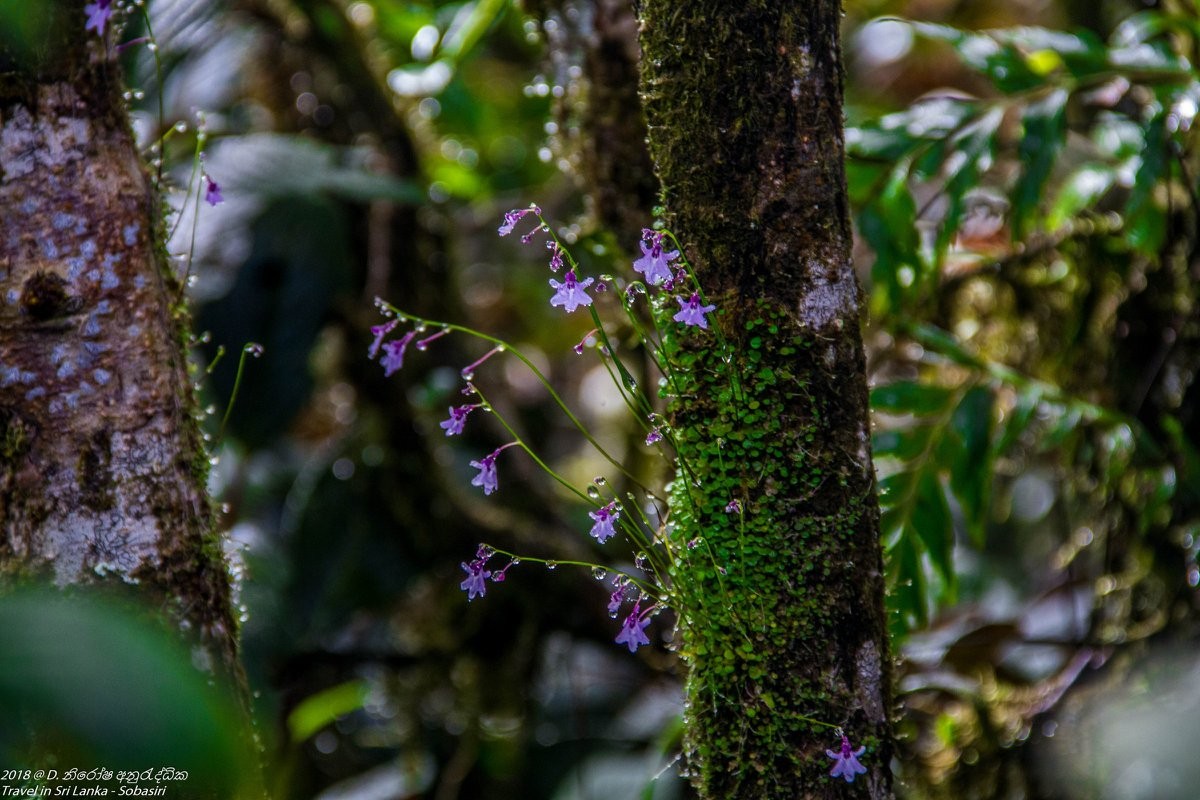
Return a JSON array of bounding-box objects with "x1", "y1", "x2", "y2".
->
[
  {"x1": 0, "y1": 4, "x2": 241, "y2": 681},
  {"x1": 638, "y1": 3, "x2": 894, "y2": 798}
]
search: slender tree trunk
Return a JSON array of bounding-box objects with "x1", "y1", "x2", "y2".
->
[
  {"x1": 637, "y1": 3, "x2": 894, "y2": 797},
  {"x1": 0, "y1": 4, "x2": 241, "y2": 680}
]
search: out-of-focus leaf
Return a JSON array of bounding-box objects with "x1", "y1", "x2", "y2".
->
[
  {"x1": 888, "y1": 527, "x2": 929, "y2": 632},
  {"x1": 1125, "y1": 106, "x2": 1168, "y2": 254},
  {"x1": 211, "y1": 134, "x2": 423, "y2": 203},
  {"x1": 872, "y1": 380, "x2": 956, "y2": 414},
  {"x1": 440, "y1": 0, "x2": 508, "y2": 61},
  {"x1": 913, "y1": 471, "x2": 954, "y2": 592},
  {"x1": 875, "y1": 427, "x2": 933, "y2": 462},
  {"x1": 1013, "y1": 88, "x2": 1069, "y2": 237},
  {"x1": 0, "y1": 590, "x2": 254, "y2": 794},
  {"x1": 288, "y1": 680, "x2": 369, "y2": 742},
  {"x1": 996, "y1": 386, "x2": 1043, "y2": 456},
  {"x1": 859, "y1": 160, "x2": 922, "y2": 310},
  {"x1": 950, "y1": 386, "x2": 996, "y2": 546},
  {"x1": 846, "y1": 96, "x2": 978, "y2": 163},
  {"x1": 921, "y1": 107, "x2": 1005, "y2": 261},
  {"x1": 1046, "y1": 165, "x2": 1116, "y2": 230}
]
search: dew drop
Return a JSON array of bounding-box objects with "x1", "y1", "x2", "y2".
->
[
  {"x1": 546, "y1": 561, "x2": 558, "y2": 570},
  {"x1": 634, "y1": 552, "x2": 648, "y2": 570},
  {"x1": 586, "y1": 486, "x2": 601, "y2": 500},
  {"x1": 460, "y1": 370, "x2": 474, "y2": 380},
  {"x1": 244, "y1": 343, "x2": 265, "y2": 358},
  {"x1": 592, "y1": 567, "x2": 608, "y2": 581},
  {"x1": 511, "y1": 557, "x2": 521, "y2": 565},
  {"x1": 593, "y1": 476, "x2": 608, "y2": 486}
]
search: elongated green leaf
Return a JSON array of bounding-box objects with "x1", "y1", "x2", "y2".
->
[
  {"x1": 288, "y1": 680, "x2": 369, "y2": 742},
  {"x1": 950, "y1": 386, "x2": 996, "y2": 546},
  {"x1": 1046, "y1": 165, "x2": 1116, "y2": 230},
  {"x1": 913, "y1": 471, "x2": 954, "y2": 589},
  {"x1": 1126, "y1": 106, "x2": 1168, "y2": 254},
  {"x1": 872, "y1": 380, "x2": 956, "y2": 414},
  {"x1": 859, "y1": 160, "x2": 921, "y2": 309},
  {"x1": 1013, "y1": 88, "x2": 1069, "y2": 237}
]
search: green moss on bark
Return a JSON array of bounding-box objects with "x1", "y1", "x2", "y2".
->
[{"x1": 638, "y1": 2, "x2": 894, "y2": 797}]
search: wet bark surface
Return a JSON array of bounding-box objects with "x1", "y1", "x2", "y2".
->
[{"x1": 0, "y1": 16, "x2": 239, "y2": 677}]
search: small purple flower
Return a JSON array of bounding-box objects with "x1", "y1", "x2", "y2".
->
[
  {"x1": 607, "y1": 586, "x2": 627, "y2": 616},
  {"x1": 460, "y1": 558, "x2": 492, "y2": 600},
  {"x1": 549, "y1": 270, "x2": 595, "y2": 313},
  {"x1": 826, "y1": 734, "x2": 868, "y2": 783},
  {"x1": 380, "y1": 331, "x2": 417, "y2": 377},
  {"x1": 673, "y1": 293, "x2": 717, "y2": 329},
  {"x1": 725, "y1": 499, "x2": 742, "y2": 514},
  {"x1": 588, "y1": 502, "x2": 620, "y2": 543},
  {"x1": 84, "y1": 0, "x2": 113, "y2": 35},
  {"x1": 645, "y1": 428, "x2": 663, "y2": 445},
  {"x1": 470, "y1": 453, "x2": 499, "y2": 495},
  {"x1": 633, "y1": 234, "x2": 678, "y2": 286},
  {"x1": 204, "y1": 175, "x2": 223, "y2": 207},
  {"x1": 547, "y1": 241, "x2": 565, "y2": 272},
  {"x1": 440, "y1": 405, "x2": 478, "y2": 436},
  {"x1": 615, "y1": 602, "x2": 652, "y2": 653},
  {"x1": 368, "y1": 319, "x2": 399, "y2": 359},
  {"x1": 498, "y1": 205, "x2": 538, "y2": 236},
  {"x1": 492, "y1": 560, "x2": 516, "y2": 582},
  {"x1": 573, "y1": 328, "x2": 598, "y2": 355}
]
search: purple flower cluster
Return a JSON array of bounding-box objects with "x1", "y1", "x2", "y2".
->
[
  {"x1": 632, "y1": 229, "x2": 716, "y2": 329},
  {"x1": 460, "y1": 545, "x2": 515, "y2": 601},
  {"x1": 372, "y1": 206, "x2": 731, "y2": 664}
]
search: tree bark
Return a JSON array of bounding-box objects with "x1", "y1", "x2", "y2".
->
[
  {"x1": 0, "y1": 4, "x2": 241, "y2": 681},
  {"x1": 637, "y1": 2, "x2": 895, "y2": 797}
]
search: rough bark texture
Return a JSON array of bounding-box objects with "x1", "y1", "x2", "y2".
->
[
  {"x1": 0, "y1": 6, "x2": 241, "y2": 678},
  {"x1": 638, "y1": 2, "x2": 895, "y2": 798}
]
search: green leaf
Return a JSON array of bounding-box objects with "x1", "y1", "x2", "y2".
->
[
  {"x1": 860, "y1": 160, "x2": 921, "y2": 309},
  {"x1": 288, "y1": 680, "x2": 369, "y2": 742},
  {"x1": 913, "y1": 471, "x2": 954, "y2": 590},
  {"x1": 1013, "y1": 88, "x2": 1069, "y2": 237},
  {"x1": 949, "y1": 386, "x2": 996, "y2": 546},
  {"x1": 874, "y1": 427, "x2": 933, "y2": 462},
  {"x1": 931, "y1": 107, "x2": 1005, "y2": 261},
  {"x1": 1046, "y1": 165, "x2": 1117, "y2": 231},
  {"x1": 1125, "y1": 106, "x2": 1168, "y2": 254},
  {"x1": 871, "y1": 380, "x2": 956, "y2": 414},
  {"x1": 0, "y1": 591, "x2": 255, "y2": 794}
]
